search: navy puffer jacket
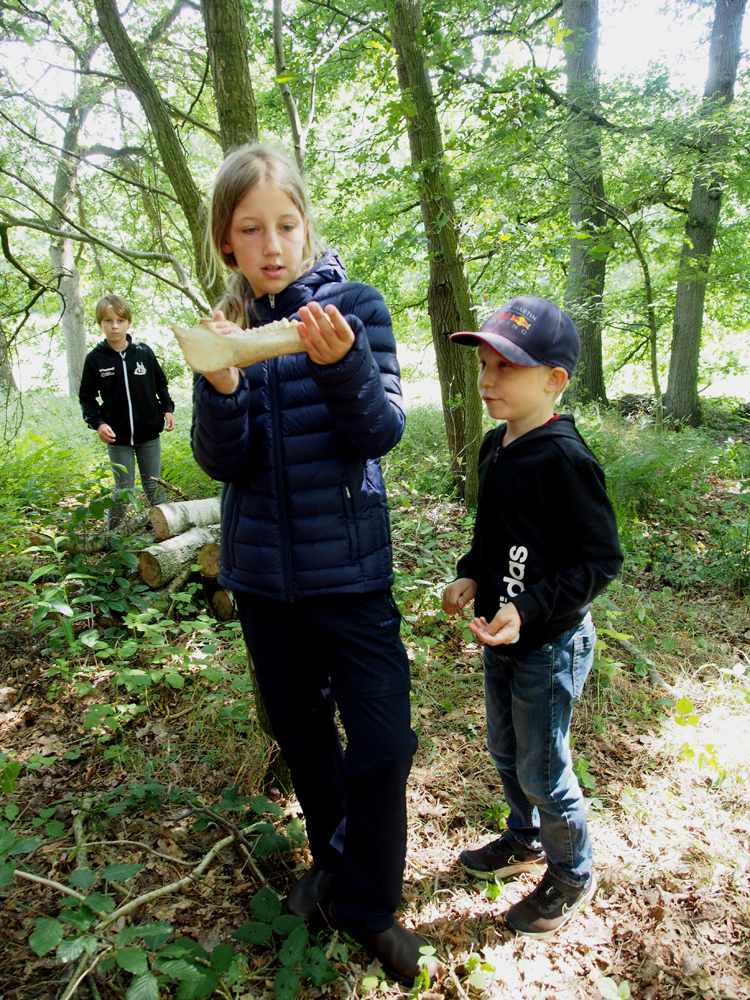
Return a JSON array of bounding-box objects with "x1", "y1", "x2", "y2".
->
[{"x1": 191, "y1": 251, "x2": 405, "y2": 601}]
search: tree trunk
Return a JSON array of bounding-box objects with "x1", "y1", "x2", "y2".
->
[
  {"x1": 200, "y1": 0, "x2": 258, "y2": 153},
  {"x1": 94, "y1": 0, "x2": 224, "y2": 305},
  {"x1": 388, "y1": 0, "x2": 482, "y2": 506},
  {"x1": 150, "y1": 497, "x2": 221, "y2": 540},
  {"x1": 138, "y1": 524, "x2": 221, "y2": 587},
  {"x1": 665, "y1": 0, "x2": 746, "y2": 426},
  {"x1": 0, "y1": 323, "x2": 17, "y2": 392},
  {"x1": 563, "y1": 0, "x2": 608, "y2": 405}
]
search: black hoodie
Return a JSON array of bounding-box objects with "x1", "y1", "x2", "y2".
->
[
  {"x1": 456, "y1": 414, "x2": 623, "y2": 654},
  {"x1": 79, "y1": 337, "x2": 174, "y2": 446}
]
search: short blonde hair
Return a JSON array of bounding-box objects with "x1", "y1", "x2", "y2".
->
[
  {"x1": 95, "y1": 294, "x2": 131, "y2": 324},
  {"x1": 206, "y1": 143, "x2": 324, "y2": 321}
]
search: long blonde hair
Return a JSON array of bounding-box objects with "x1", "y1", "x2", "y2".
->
[{"x1": 206, "y1": 143, "x2": 324, "y2": 323}]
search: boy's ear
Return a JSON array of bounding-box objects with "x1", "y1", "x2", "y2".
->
[{"x1": 546, "y1": 366, "x2": 569, "y2": 394}]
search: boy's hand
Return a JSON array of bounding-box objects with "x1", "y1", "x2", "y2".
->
[
  {"x1": 442, "y1": 577, "x2": 477, "y2": 615},
  {"x1": 297, "y1": 302, "x2": 355, "y2": 365},
  {"x1": 97, "y1": 423, "x2": 116, "y2": 444},
  {"x1": 164, "y1": 413, "x2": 175, "y2": 431},
  {"x1": 469, "y1": 603, "x2": 521, "y2": 646},
  {"x1": 202, "y1": 310, "x2": 240, "y2": 394}
]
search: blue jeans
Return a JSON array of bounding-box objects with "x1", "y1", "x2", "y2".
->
[{"x1": 484, "y1": 613, "x2": 596, "y2": 890}]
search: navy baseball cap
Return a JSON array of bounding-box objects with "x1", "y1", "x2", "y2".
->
[{"x1": 450, "y1": 295, "x2": 580, "y2": 375}]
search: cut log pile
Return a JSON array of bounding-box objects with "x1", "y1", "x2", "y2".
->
[
  {"x1": 134, "y1": 499, "x2": 234, "y2": 619},
  {"x1": 26, "y1": 498, "x2": 235, "y2": 620}
]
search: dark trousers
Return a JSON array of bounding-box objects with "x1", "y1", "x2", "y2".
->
[{"x1": 235, "y1": 589, "x2": 416, "y2": 933}]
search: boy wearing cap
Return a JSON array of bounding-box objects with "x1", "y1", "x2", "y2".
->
[{"x1": 443, "y1": 295, "x2": 622, "y2": 938}]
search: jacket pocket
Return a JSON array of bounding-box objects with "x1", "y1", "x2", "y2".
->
[{"x1": 341, "y1": 483, "x2": 359, "y2": 561}]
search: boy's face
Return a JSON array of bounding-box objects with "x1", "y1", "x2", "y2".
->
[
  {"x1": 477, "y1": 343, "x2": 563, "y2": 423},
  {"x1": 99, "y1": 305, "x2": 131, "y2": 348}
]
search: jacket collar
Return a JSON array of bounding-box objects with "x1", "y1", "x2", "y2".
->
[{"x1": 250, "y1": 249, "x2": 348, "y2": 324}]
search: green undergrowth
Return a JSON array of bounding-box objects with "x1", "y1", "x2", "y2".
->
[{"x1": 1, "y1": 395, "x2": 749, "y2": 998}]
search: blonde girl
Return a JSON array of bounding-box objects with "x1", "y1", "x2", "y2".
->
[{"x1": 191, "y1": 144, "x2": 436, "y2": 986}]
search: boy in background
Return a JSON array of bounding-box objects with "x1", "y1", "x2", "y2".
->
[
  {"x1": 443, "y1": 296, "x2": 622, "y2": 938},
  {"x1": 79, "y1": 294, "x2": 175, "y2": 529}
]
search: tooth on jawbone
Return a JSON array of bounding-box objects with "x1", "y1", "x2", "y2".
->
[{"x1": 172, "y1": 317, "x2": 303, "y2": 374}]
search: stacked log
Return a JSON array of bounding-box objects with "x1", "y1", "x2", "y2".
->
[
  {"x1": 138, "y1": 524, "x2": 222, "y2": 588},
  {"x1": 150, "y1": 497, "x2": 221, "y2": 541},
  {"x1": 138, "y1": 498, "x2": 235, "y2": 621}
]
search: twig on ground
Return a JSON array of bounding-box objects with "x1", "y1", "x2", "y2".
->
[
  {"x1": 150, "y1": 476, "x2": 191, "y2": 500},
  {"x1": 446, "y1": 953, "x2": 471, "y2": 1000},
  {"x1": 59, "y1": 949, "x2": 108, "y2": 1000},
  {"x1": 95, "y1": 830, "x2": 239, "y2": 930},
  {"x1": 187, "y1": 806, "x2": 269, "y2": 886},
  {"x1": 13, "y1": 870, "x2": 86, "y2": 900},
  {"x1": 79, "y1": 840, "x2": 196, "y2": 865}
]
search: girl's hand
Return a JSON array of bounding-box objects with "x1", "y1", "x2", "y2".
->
[
  {"x1": 469, "y1": 604, "x2": 521, "y2": 646},
  {"x1": 203, "y1": 310, "x2": 240, "y2": 394},
  {"x1": 297, "y1": 302, "x2": 355, "y2": 365}
]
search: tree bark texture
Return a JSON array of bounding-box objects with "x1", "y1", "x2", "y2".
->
[
  {"x1": 149, "y1": 497, "x2": 221, "y2": 540},
  {"x1": 138, "y1": 524, "x2": 221, "y2": 587},
  {"x1": 200, "y1": 0, "x2": 258, "y2": 153},
  {"x1": 389, "y1": 0, "x2": 482, "y2": 506},
  {"x1": 665, "y1": 0, "x2": 746, "y2": 426},
  {"x1": 94, "y1": 0, "x2": 224, "y2": 305},
  {"x1": 563, "y1": 0, "x2": 608, "y2": 405},
  {"x1": 0, "y1": 323, "x2": 17, "y2": 392}
]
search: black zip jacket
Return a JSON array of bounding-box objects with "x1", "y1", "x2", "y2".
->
[
  {"x1": 456, "y1": 415, "x2": 623, "y2": 654},
  {"x1": 79, "y1": 337, "x2": 174, "y2": 446}
]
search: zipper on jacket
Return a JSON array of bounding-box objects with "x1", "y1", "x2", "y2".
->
[
  {"x1": 268, "y1": 356, "x2": 294, "y2": 601},
  {"x1": 269, "y1": 293, "x2": 275, "y2": 309},
  {"x1": 120, "y1": 349, "x2": 135, "y2": 446}
]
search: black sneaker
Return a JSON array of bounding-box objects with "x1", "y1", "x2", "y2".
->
[
  {"x1": 459, "y1": 833, "x2": 546, "y2": 877},
  {"x1": 505, "y1": 872, "x2": 596, "y2": 939}
]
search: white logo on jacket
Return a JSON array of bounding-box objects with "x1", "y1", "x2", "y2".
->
[
  {"x1": 99, "y1": 366, "x2": 115, "y2": 378},
  {"x1": 498, "y1": 545, "x2": 528, "y2": 603},
  {"x1": 133, "y1": 361, "x2": 147, "y2": 375}
]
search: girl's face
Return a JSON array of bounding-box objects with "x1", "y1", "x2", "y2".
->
[{"x1": 221, "y1": 181, "x2": 309, "y2": 298}]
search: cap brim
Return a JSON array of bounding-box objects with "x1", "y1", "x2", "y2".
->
[{"x1": 449, "y1": 331, "x2": 540, "y2": 367}]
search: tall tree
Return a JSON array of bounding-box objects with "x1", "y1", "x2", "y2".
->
[
  {"x1": 200, "y1": 0, "x2": 258, "y2": 152},
  {"x1": 562, "y1": 0, "x2": 608, "y2": 404},
  {"x1": 665, "y1": 0, "x2": 746, "y2": 425},
  {"x1": 388, "y1": 0, "x2": 482, "y2": 505},
  {"x1": 94, "y1": 0, "x2": 224, "y2": 304}
]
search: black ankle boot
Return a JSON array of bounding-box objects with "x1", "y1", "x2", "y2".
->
[{"x1": 282, "y1": 867, "x2": 336, "y2": 924}]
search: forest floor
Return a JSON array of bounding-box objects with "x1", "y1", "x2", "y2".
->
[{"x1": 1, "y1": 408, "x2": 749, "y2": 1000}]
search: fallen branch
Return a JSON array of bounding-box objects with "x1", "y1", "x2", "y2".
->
[
  {"x1": 13, "y1": 869, "x2": 87, "y2": 901},
  {"x1": 186, "y1": 806, "x2": 267, "y2": 886},
  {"x1": 80, "y1": 840, "x2": 196, "y2": 866},
  {"x1": 59, "y1": 947, "x2": 109, "y2": 1000},
  {"x1": 150, "y1": 476, "x2": 190, "y2": 501},
  {"x1": 95, "y1": 830, "x2": 236, "y2": 931}
]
